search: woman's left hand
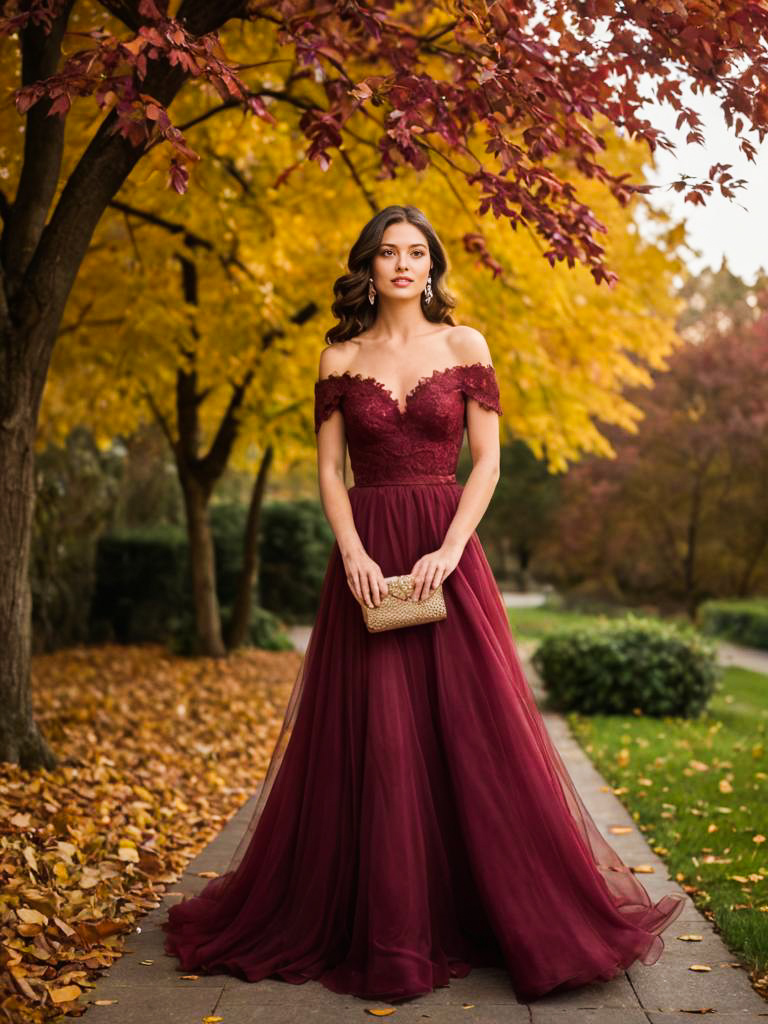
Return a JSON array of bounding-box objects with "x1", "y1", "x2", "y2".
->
[{"x1": 408, "y1": 541, "x2": 464, "y2": 602}]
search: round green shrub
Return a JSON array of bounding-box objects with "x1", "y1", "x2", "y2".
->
[{"x1": 531, "y1": 614, "x2": 720, "y2": 717}]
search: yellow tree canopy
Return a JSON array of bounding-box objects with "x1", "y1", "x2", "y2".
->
[{"x1": 33, "y1": 15, "x2": 687, "y2": 474}]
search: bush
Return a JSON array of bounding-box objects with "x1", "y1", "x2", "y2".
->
[
  {"x1": 259, "y1": 499, "x2": 335, "y2": 622},
  {"x1": 168, "y1": 602, "x2": 293, "y2": 656},
  {"x1": 697, "y1": 598, "x2": 768, "y2": 651},
  {"x1": 31, "y1": 426, "x2": 123, "y2": 652},
  {"x1": 531, "y1": 614, "x2": 720, "y2": 717},
  {"x1": 209, "y1": 502, "x2": 252, "y2": 607},
  {"x1": 240, "y1": 605, "x2": 294, "y2": 651},
  {"x1": 89, "y1": 525, "x2": 189, "y2": 644},
  {"x1": 90, "y1": 497, "x2": 336, "y2": 646}
]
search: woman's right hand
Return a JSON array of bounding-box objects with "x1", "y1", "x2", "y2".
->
[{"x1": 342, "y1": 548, "x2": 389, "y2": 608}]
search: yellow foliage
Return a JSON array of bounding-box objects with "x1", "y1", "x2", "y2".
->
[{"x1": 24, "y1": 14, "x2": 688, "y2": 474}]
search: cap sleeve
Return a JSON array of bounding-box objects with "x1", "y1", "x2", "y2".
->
[
  {"x1": 461, "y1": 362, "x2": 502, "y2": 416},
  {"x1": 314, "y1": 375, "x2": 346, "y2": 433}
]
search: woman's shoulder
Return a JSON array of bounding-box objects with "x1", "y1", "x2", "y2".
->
[
  {"x1": 317, "y1": 340, "x2": 359, "y2": 381},
  {"x1": 445, "y1": 324, "x2": 493, "y2": 367},
  {"x1": 317, "y1": 324, "x2": 492, "y2": 381}
]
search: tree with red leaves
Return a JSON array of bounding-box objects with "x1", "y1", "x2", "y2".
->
[
  {"x1": 2, "y1": 0, "x2": 768, "y2": 768},
  {"x1": 541, "y1": 314, "x2": 768, "y2": 615}
]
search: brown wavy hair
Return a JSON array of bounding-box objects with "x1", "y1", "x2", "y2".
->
[{"x1": 325, "y1": 205, "x2": 457, "y2": 345}]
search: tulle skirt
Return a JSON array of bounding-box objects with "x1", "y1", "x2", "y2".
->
[{"x1": 161, "y1": 479, "x2": 686, "y2": 1002}]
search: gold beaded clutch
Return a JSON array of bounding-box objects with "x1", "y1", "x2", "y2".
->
[{"x1": 357, "y1": 573, "x2": 447, "y2": 632}]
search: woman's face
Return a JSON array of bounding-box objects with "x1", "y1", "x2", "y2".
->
[{"x1": 371, "y1": 223, "x2": 432, "y2": 302}]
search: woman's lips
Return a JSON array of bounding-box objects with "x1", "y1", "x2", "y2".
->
[{"x1": 392, "y1": 279, "x2": 413, "y2": 286}]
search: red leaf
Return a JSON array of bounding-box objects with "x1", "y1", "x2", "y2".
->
[
  {"x1": 47, "y1": 94, "x2": 71, "y2": 117},
  {"x1": 168, "y1": 160, "x2": 189, "y2": 194}
]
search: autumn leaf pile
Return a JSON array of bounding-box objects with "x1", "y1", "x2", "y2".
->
[{"x1": 0, "y1": 643, "x2": 301, "y2": 1022}]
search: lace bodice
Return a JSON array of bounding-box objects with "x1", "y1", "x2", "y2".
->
[{"x1": 314, "y1": 361, "x2": 502, "y2": 486}]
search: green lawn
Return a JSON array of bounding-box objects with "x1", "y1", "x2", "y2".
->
[
  {"x1": 568, "y1": 666, "x2": 767, "y2": 975},
  {"x1": 506, "y1": 604, "x2": 611, "y2": 640},
  {"x1": 506, "y1": 602, "x2": 663, "y2": 641},
  {"x1": 507, "y1": 602, "x2": 768, "y2": 978}
]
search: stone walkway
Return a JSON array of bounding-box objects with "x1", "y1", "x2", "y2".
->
[
  {"x1": 716, "y1": 639, "x2": 768, "y2": 677},
  {"x1": 80, "y1": 625, "x2": 768, "y2": 1022}
]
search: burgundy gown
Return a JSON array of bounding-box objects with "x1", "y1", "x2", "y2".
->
[{"x1": 161, "y1": 361, "x2": 686, "y2": 1002}]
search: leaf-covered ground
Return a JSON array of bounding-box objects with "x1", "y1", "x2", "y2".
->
[
  {"x1": 1, "y1": 643, "x2": 302, "y2": 1022},
  {"x1": 569, "y1": 664, "x2": 768, "y2": 1002}
]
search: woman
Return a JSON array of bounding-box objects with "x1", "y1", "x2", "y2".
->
[{"x1": 161, "y1": 204, "x2": 686, "y2": 1003}]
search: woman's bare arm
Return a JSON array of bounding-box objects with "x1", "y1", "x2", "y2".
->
[
  {"x1": 316, "y1": 346, "x2": 389, "y2": 608},
  {"x1": 409, "y1": 328, "x2": 501, "y2": 601}
]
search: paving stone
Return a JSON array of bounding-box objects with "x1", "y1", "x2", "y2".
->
[
  {"x1": 525, "y1": 971, "x2": 639, "y2": 1009},
  {"x1": 647, "y1": 1015, "x2": 768, "y2": 1023},
  {"x1": 531, "y1": 1009, "x2": 650, "y2": 1024},
  {"x1": 218, "y1": 974, "x2": 370, "y2": 1008},
  {"x1": 626, "y1": 957, "x2": 767, "y2": 1013},
  {"x1": 215, "y1": 965, "x2": 525, "y2": 1009},
  {"x1": 89, "y1": 948, "x2": 224, "y2": 992},
  {"x1": 211, "y1": 1000, "x2": 531, "y2": 1024},
  {"x1": 81, "y1": 986, "x2": 223, "y2": 1022},
  {"x1": 395, "y1": 966, "x2": 522, "y2": 1006}
]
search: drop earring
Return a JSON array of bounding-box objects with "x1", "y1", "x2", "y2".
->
[
  {"x1": 424, "y1": 274, "x2": 433, "y2": 303},
  {"x1": 368, "y1": 277, "x2": 376, "y2": 305}
]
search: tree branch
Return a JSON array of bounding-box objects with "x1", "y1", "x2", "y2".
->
[
  {"x1": 1, "y1": 0, "x2": 75, "y2": 297},
  {"x1": 200, "y1": 368, "x2": 255, "y2": 482},
  {"x1": 177, "y1": 0, "x2": 251, "y2": 35},
  {"x1": 140, "y1": 381, "x2": 176, "y2": 450},
  {"x1": 338, "y1": 149, "x2": 378, "y2": 214},
  {"x1": 97, "y1": 0, "x2": 142, "y2": 31},
  {"x1": 12, "y1": 0, "x2": 253, "y2": 393},
  {"x1": 173, "y1": 88, "x2": 315, "y2": 136},
  {"x1": 108, "y1": 199, "x2": 214, "y2": 251}
]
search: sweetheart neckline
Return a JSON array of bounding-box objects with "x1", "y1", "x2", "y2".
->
[{"x1": 317, "y1": 361, "x2": 494, "y2": 417}]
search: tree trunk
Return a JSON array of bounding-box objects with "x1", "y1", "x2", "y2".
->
[
  {"x1": 179, "y1": 474, "x2": 226, "y2": 657},
  {"x1": 515, "y1": 542, "x2": 532, "y2": 592},
  {"x1": 164, "y1": 255, "x2": 257, "y2": 657},
  {"x1": 682, "y1": 480, "x2": 703, "y2": 620},
  {"x1": 0, "y1": 350, "x2": 56, "y2": 769},
  {"x1": 226, "y1": 444, "x2": 273, "y2": 650},
  {"x1": 0, "y1": 1, "x2": 252, "y2": 767}
]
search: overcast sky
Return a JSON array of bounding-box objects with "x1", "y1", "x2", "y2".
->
[{"x1": 635, "y1": 80, "x2": 768, "y2": 285}]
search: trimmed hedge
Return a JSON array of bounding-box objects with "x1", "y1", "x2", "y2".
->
[
  {"x1": 89, "y1": 526, "x2": 189, "y2": 644},
  {"x1": 531, "y1": 614, "x2": 720, "y2": 717},
  {"x1": 259, "y1": 499, "x2": 335, "y2": 622},
  {"x1": 88, "y1": 499, "x2": 335, "y2": 648},
  {"x1": 697, "y1": 598, "x2": 768, "y2": 651}
]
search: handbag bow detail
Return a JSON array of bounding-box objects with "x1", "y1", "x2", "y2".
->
[
  {"x1": 384, "y1": 574, "x2": 417, "y2": 600},
  {"x1": 357, "y1": 573, "x2": 447, "y2": 633}
]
